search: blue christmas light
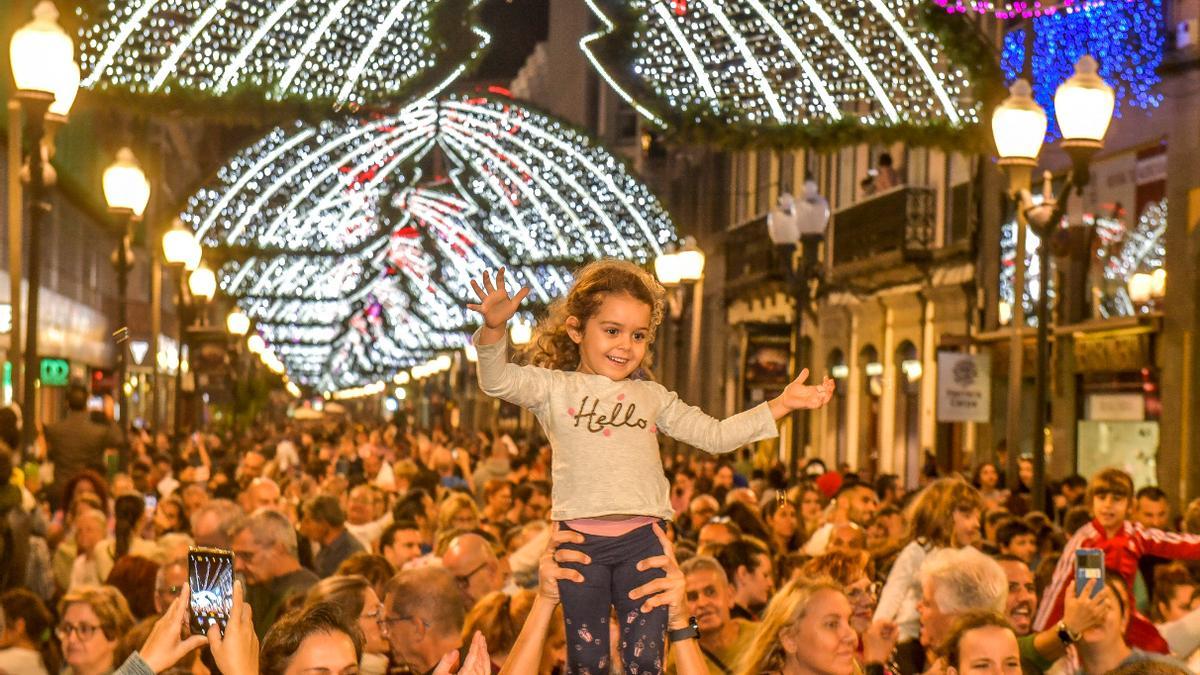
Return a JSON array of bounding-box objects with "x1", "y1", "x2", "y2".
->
[{"x1": 1000, "y1": 0, "x2": 1163, "y2": 138}]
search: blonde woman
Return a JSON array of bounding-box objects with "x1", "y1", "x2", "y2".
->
[
  {"x1": 436, "y1": 492, "x2": 482, "y2": 536},
  {"x1": 734, "y1": 578, "x2": 897, "y2": 675},
  {"x1": 303, "y1": 575, "x2": 391, "y2": 675},
  {"x1": 57, "y1": 585, "x2": 135, "y2": 675}
]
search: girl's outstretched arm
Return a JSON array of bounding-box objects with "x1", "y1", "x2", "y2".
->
[{"x1": 767, "y1": 368, "x2": 835, "y2": 420}]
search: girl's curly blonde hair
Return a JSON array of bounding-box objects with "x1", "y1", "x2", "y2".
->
[{"x1": 527, "y1": 259, "x2": 666, "y2": 371}]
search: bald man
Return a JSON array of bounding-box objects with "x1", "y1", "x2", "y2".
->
[
  {"x1": 244, "y1": 478, "x2": 282, "y2": 513},
  {"x1": 440, "y1": 533, "x2": 506, "y2": 609}
]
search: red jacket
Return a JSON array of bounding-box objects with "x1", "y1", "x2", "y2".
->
[{"x1": 1034, "y1": 518, "x2": 1200, "y2": 653}]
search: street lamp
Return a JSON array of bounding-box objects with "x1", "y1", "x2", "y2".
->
[
  {"x1": 510, "y1": 318, "x2": 533, "y2": 345},
  {"x1": 188, "y1": 263, "x2": 217, "y2": 301},
  {"x1": 226, "y1": 307, "x2": 250, "y2": 336},
  {"x1": 768, "y1": 180, "x2": 831, "y2": 478},
  {"x1": 10, "y1": 0, "x2": 79, "y2": 453},
  {"x1": 655, "y1": 236, "x2": 707, "y2": 406},
  {"x1": 104, "y1": 147, "x2": 150, "y2": 431},
  {"x1": 991, "y1": 57, "x2": 1114, "y2": 512},
  {"x1": 161, "y1": 219, "x2": 202, "y2": 437},
  {"x1": 247, "y1": 334, "x2": 266, "y2": 355}
]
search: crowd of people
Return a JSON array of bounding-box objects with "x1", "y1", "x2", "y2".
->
[
  {"x1": 2, "y1": 261, "x2": 1200, "y2": 675},
  {"x1": 1, "y1": 384, "x2": 1199, "y2": 674}
]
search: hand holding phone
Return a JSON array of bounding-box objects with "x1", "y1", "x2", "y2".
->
[
  {"x1": 1075, "y1": 548, "x2": 1105, "y2": 598},
  {"x1": 188, "y1": 547, "x2": 235, "y2": 636}
]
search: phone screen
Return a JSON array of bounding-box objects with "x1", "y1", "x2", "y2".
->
[
  {"x1": 188, "y1": 547, "x2": 234, "y2": 636},
  {"x1": 144, "y1": 495, "x2": 157, "y2": 514},
  {"x1": 1075, "y1": 548, "x2": 1105, "y2": 597}
]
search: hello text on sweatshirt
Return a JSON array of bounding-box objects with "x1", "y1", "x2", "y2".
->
[{"x1": 473, "y1": 331, "x2": 779, "y2": 521}]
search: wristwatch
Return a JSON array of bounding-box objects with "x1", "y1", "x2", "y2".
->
[
  {"x1": 1056, "y1": 621, "x2": 1081, "y2": 647},
  {"x1": 668, "y1": 616, "x2": 700, "y2": 643}
]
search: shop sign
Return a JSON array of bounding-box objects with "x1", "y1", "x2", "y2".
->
[
  {"x1": 936, "y1": 352, "x2": 990, "y2": 423},
  {"x1": 40, "y1": 358, "x2": 70, "y2": 387},
  {"x1": 1086, "y1": 393, "x2": 1145, "y2": 421},
  {"x1": 129, "y1": 340, "x2": 150, "y2": 365}
]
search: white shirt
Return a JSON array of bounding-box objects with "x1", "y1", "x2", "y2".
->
[
  {"x1": 0, "y1": 647, "x2": 48, "y2": 675},
  {"x1": 346, "y1": 513, "x2": 393, "y2": 552}
]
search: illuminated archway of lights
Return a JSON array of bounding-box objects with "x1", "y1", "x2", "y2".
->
[
  {"x1": 77, "y1": 0, "x2": 489, "y2": 106},
  {"x1": 580, "y1": 0, "x2": 977, "y2": 135},
  {"x1": 181, "y1": 95, "x2": 677, "y2": 390}
]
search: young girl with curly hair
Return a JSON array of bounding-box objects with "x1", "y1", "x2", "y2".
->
[{"x1": 468, "y1": 261, "x2": 833, "y2": 674}]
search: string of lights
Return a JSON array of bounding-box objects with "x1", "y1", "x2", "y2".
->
[
  {"x1": 999, "y1": 0, "x2": 1163, "y2": 133},
  {"x1": 580, "y1": 0, "x2": 977, "y2": 140},
  {"x1": 182, "y1": 94, "x2": 678, "y2": 390},
  {"x1": 77, "y1": 0, "x2": 489, "y2": 107}
]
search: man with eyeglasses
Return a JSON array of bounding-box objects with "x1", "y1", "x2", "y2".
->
[
  {"x1": 381, "y1": 567, "x2": 469, "y2": 674},
  {"x1": 232, "y1": 510, "x2": 319, "y2": 639},
  {"x1": 441, "y1": 533, "x2": 507, "y2": 609},
  {"x1": 153, "y1": 559, "x2": 188, "y2": 614}
]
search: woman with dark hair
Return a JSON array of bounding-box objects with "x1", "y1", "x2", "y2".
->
[
  {"x1": 94, "y1": 495, "x2": 157, "y2": 581},
  {"x1": 0, "y1": 588, "x2": 56, "y2": 674},
  {"x1": 971, "y1": 462, "x2": 1008, "y2": 511},
  {"x1": 151, "y1": 496, "x2": 187, "y2": 538},
  {"x1": 762, "y1": 497, "x2": 805, "y2": 555},
  {"x1": 722, "y1": 500, "x2": 772, "y2": 544}
]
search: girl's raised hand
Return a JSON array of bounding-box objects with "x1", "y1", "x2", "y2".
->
[
  {"x1": 768, "y1": 368, "x2": 836, "y2": 419},
  {"x1": 467, "y1": 268, "x2": 530, "y2": 329}
]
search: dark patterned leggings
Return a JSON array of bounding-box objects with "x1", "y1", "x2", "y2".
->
[{"x1": 557, "y1": 521, "x2": 668, "y2": 675}]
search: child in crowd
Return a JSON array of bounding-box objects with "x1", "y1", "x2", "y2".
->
[
  {"x1": 467, "y1": 262, "x2": 833, "y2": 674},
  {"x1": 1034, "y1": 467, "x2": 1200, "y2": 653}
]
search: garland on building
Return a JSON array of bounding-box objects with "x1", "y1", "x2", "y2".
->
[
  {"x1": 76, "y1": 0, "x2": 489, "y2": 115},
  {"x1": 181, "y1": 94, "x2": 679, "y2": 390},
  {"x1": 580, "y1": 0, "x2": 1000, "y2": 150}
]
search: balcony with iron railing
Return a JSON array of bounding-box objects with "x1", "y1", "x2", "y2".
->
[{"x1": 829, "y1": 185, "x2": 939, "y2": 271}]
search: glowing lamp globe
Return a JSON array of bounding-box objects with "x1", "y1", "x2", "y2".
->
[
  {"x1": 247, "y1": 334, "x2": 266, "y2": 354},
  {"x1": 1152, "y1": 269, "x2": 1166, "y2": 298},
  {"x1": 464, "y1": 343, "x2": 478, "y2": 363},
  {"x1": 1128, "y1": 273, "x2": 1153, "y2": 304},
  {"x1": 226, "y1": 308, "x2": 250, "y2": 336},
  {"x1": 10, "y1": 2, "x2": 74, "y2": 96},
  {"x1": 1054, "y1": 56, "x2": 1115, "y2": 148},
  {"x1": 654, "y1": 251, "x2": 682, "y2": 286},
  {"x1": 103, "y1": 148, "x2": 151, "y2": 217},
  {"x1": 992, "y1": 79, "x2": 1047, "y2": 166},
  {"x1": 434, "y1": 355, "x2": 452, "y2": 372},
  {"x1": 163, "y1": 220, "x2": 202, "y2": 268},
  {"x1": 188, "y1": 263, "x2": 217, "y2": 300},
  {"x1": 511, "y1": 318, "x2": 533, "y2": 345},
  {"x1": 676, "y1": 238, "x2": 706, "y2": 282},
  {"x1": 393, "y1": 371, "x2": 410, "y2": 385},
  {"x1": 47, "y1": 59, "x2": 80, "y2": 118}
]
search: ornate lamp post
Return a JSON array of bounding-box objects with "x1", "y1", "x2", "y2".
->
[
  {"x1": 991, "y1": 57, "x2": 1114, "y2": 511},
  {"x1": 104, "y1": 148, "x2": 150, "y2": 430},
  {"x1": 10, "y1": 1, "x2": 79, "y2": 452},
  {"x1": 162, "y1": 219, "x2": 201, "y2": 436},
  {"x1": 654, "y1": 237, "x2": 706, "y2": 404}
]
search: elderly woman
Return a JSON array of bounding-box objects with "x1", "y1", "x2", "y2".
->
[
  {"x1": 57, "y1": 585, "x2": 135, "y2": 675},
  {"x1": 303, "y1": 574, "x2": 391, "y2": 675}
]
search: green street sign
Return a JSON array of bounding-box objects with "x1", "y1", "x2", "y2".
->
[{"x1": 40, "y1": 359, "x2": 70, "y2": 387}]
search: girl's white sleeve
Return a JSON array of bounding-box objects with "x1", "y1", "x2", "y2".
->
[
  {"x1": 652, "y1": 383, "x2": 779, "y2": 454},
  {"x1": 874, "y1": 541, "x2": 924, "y2": 634},
  {"x1": 472, "y1": 329, "x2": 553, "y2": 414}
]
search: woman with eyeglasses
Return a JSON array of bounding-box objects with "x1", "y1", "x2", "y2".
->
[
  {"x1": 303, "y1": 574, "x2": 391, "y2": 675},
  {"x1": 56, "y1": 585, "x2": 134, "y2": 675}
]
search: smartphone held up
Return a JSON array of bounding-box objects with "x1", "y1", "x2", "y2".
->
[{"x1": 188, "y1": 547, "x2": 235, "y2": 636}]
